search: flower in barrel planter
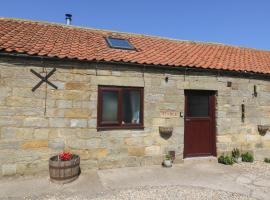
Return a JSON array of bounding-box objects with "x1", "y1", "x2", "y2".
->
[
  {"x1": 59, "y1": 152, "x2": 72, "y2": 161},
  {"x1": 49, "y1": 152, "x2": 80, "y2": 184}
]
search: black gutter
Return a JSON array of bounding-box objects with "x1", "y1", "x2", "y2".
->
[{"x1": 0, "y1": 51, "x2": 270, "y2": 81}]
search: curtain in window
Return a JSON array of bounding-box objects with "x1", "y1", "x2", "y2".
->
[
  {"x1": 123, "y1": 90, "x2": 140, "y2": 124},
  {"x1": 102, "y1": 91, "x2": 118, "y2": 122}
]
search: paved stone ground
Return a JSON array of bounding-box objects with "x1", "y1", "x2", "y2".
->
[{"x1": 0, "y1": 161, "x2": 270, "y2": 200}]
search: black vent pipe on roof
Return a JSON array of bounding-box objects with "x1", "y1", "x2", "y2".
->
[{"x1": 65, "y1": 14, "x2": 72, "y2": 25}]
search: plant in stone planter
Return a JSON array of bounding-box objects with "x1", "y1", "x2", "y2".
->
[
  {"x1": 232, "y1": 148, "x2": 241, "y2": 163},
  {"x1": 241, "y1": 152, "x2": 254, "y2": 163},
  {"x1": 163, "y1": 154, "x2": 172, "y2": 168},
  {"x1": 49, "y1": 152, "x2": 80, "y2": 184}
]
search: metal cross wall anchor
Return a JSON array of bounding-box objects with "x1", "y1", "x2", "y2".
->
[{"x1": 31, "y1": 68, "x2": 58, "y2": 92}]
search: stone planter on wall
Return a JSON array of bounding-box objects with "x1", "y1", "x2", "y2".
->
[
  {"x1": 258, "y1": 125, "x2": 270, "y2": 136},
  {"x1": 159, "y1": 126, "x2": 173, "y2": 139}
]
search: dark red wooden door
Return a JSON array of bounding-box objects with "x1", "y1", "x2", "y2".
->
[{"x1": 184, "y1": 90, "x2": 216, "y2": 158}]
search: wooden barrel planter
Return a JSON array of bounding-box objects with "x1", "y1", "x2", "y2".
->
[{"x1": 49, "y1": 154, "x2": 80, "y2": 184}]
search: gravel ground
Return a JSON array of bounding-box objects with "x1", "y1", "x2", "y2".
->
[
  {"x1": 90, "y1": 186, "x2": 255, "y2": 200},
  {"x1": 6, "y1": 161, "x2": 270, "y2": 200},
  {"x1": 233, "y1": 161, "x2": 270, "y2": 177},
  {"x1": 26, "y1": 185, "x2": 255, "y2": 200}
]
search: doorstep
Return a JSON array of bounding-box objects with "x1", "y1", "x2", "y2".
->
[{"x1": 183, "y1": 156, "x2": 218, "y2": 164}]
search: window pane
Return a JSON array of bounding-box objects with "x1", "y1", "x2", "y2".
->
[
  {"x1": 102, "y1": 91, "x2": 118, "y2": 122},
  {"x1": 122, "y1": 90, "x2": 140, "y2": 124},
  {"x1": 187, "y1": 94, "x2": 209, "y2": 117},
  {"x1": 107, "y1": 37, "x2": 134, "y2": 49}
]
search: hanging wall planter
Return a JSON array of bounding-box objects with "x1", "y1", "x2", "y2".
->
[
  {"x1": 159, "y1": 126, "x2": 173, "y2": 139},
  {"x1": 49, "y1": 152, "x2": 80, "y2": 184},
  {"x1": 258, "y1": 125, "x2": 270, "y2": 136}
]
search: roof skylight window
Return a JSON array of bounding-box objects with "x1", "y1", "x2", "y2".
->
[{"x1": 106, "y1": 37, "x2": 135, "y2": 50}]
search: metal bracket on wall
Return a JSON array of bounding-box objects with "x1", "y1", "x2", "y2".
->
[
  {"x1": 241, "y1": 104, "x2": 245, "y2": 123},
  {"x1": 31, "y1": 68, "x2": 58, "y2": 92}
]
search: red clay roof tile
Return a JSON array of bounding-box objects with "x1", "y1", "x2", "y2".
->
[{"x1": 1, "y1": 18, "x2": 270, "y2": 74}]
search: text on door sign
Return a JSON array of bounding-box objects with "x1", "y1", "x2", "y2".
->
[{"x1": 160, "y1": 109, "x2": 178, "y2": 118}]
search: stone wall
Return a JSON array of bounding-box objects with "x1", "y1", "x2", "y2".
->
[{"x1": 0, "y1": 56, "x2": 270, "y2": 176}]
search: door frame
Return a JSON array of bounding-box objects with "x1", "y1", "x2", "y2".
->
[{"x1": 183, "y1": 90, "x2": 217, "y2": 158}]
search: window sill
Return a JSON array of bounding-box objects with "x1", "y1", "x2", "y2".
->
[{"x1": 97, "y1": 126, "x2": 144, "y2": 131}]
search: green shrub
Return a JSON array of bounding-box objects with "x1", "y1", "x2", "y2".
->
[
  {"x1": 241, "y1": 152, "x2": 254, "y2": 162},
  {"x1": 264, "y1": 158, "x2": 270, "y2": 163},
  {"x1": 232, "y1": 148, "x2": 240, "y2": 159},
  {"x1": 218, "y1": 155, "x2": 234, "y2": 165},
  {"x1": 165, "y1": 154, "x2": 172, "y2": 160}
]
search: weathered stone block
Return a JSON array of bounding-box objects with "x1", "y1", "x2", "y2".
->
[
  {"x1": 64, "y1": 108, "x2": 91, "y2": 118},
  {"x1": 34, "y1": 129, "x2": 49, "y2": 139},
  {"x1": 128, "y1": 147, "x2": 145, "y2": 156},
  {"x1": 124, "y1": 137, "x2": 143, "y2": 146},
  {"x1": 6, "y1": 96, "x2": 44, "y2": 107},
  {"x1": 2, "y1": 164, "x2": 16, "y2": 176},
  {"x1": 67, "y1": 138, "x2": 101, "y2": 149},
  {"x1": 145, "y1": 146, "x2": 161, "y2": 155},
  {"x1": 23, "y1": 117, "x2": 48, "y2": 127},
  {"x1": 217, "y1": 135, "x2": 232, "y2": 143},
  {"x1": 0, "y1": 86, "x2": 11, "y2": 97},
  {"x1": 49, "y1": 118, "x2": 70, "y2": 128},
  {"x1": 152, "y1": 118, "x2": 165, "y2": 126},
  {"x1": 90, "y1": 148, "x2": 108, "y2": 159},
  {"x1": 143, "y1": 136, "x2": 154, "y2": 146},
  {"x1": 88, "y1": 119, "x2": 96, "y2": 128},
  {"x1": 1, "y1": 127, "x2": 33, "y2": 139},
  {"x1": 0, "y1": 141, "x2": 20, "y2": 150},
  {"x1": 65, "y1": 82, "x2": 89, "y2": 90},
  {"x1": 70, "y1": 119, "x2": 87, "y2": 128},
  {"x1": 56, "y1": 100, "x2": 72, "y2": 108},
  {"x1": 21, "y1": 140, "x2": 48, "y2": 149},
  {"x1": 48, "y1": 138, "x2": 65, "y2": 150}
]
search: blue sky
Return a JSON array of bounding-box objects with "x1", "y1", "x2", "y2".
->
[{"x1": 1, "y1": 0, "x2": 270, "y2": 50}]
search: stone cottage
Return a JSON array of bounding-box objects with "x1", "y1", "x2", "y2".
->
[{"x1": 0, "y1": 18, "x2": 270, "y2": 176}]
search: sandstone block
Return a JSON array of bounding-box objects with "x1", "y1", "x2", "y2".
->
[
  {"x1": 49, "y1": 118, "x2": 70, "y2": 128},
  {"x1": 143, "y1": 136, "x2": 154, "y2": 146},
  {"x1": 98, "y1": 159, "x2": 123, "y2": 169},
  {"x1": 80, "y1": 160, "x2": 98, "y2": 169},
  {"x1": 48, "y1": 138, "x2": 65, "y2": 150},
  {"x1": 6, "y1": 96, "x2": 43, "y2": 107},
  {"x1": 56, "y1": 100, "x2": 72, "y2": 108},
  {"x1": 2, "y1": 164, "x2": 16, "y2": 176},
  {"x1": 246, "y1": 134, "x2": 260, "y2": 142},
  {"x1": 1, "y1": 127, "x2": 33, "y2": 139},
  {"x1": 124, "y1": 137, "x2": 143, "y2": 146},
  {"x1": 65, "y1": 82, "x2": 89, "y2": 90},
  {"x1": 70, "y1": 119, "x2": 87, "y2": 128},
  {"x1": 152, "y1": 118, "x2": 165, "y2": 126},
  {"x1": 88, "y1": 119, "x2": 96, "y2": 128},
  {"x1": 67, "y1": 138, "x2": 100, "y2": 149},
  {"x1": 90, "y1": 148, "x2": 108, "y2": 159},
  {"x1": 128, "y1": 147, "x2": 145, "y2": 156},
  {"x1": 64, "y1": 108, "x2": 90, "y2": 118},
  {"x1": 21, "y1": 140, "x2": 48, "y2": 149},
  {"x1": 0, "y1": 86, "x2": 11, "y2": 97},
  {"x1": 217, "y1": 135, "x2": 232, "y2": 143},
  {"x1": 48, "y1": 90, "x2": 90, "y2": 100},
  {"x1": 0, "y1": 141, "x2": 20, "y2": 150},
  {"x1": 23, "y1": 117, "x2": 49, "y2": 127},
  {"x1": 86, "y1": 139, "x2": 101, "y2": 148},
  {"x1": 34, "y1": 129, "x2": 50, "y2": 139},
  {"x1": 145, "y1": 145, "x2": 161, "y2": 156}
]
